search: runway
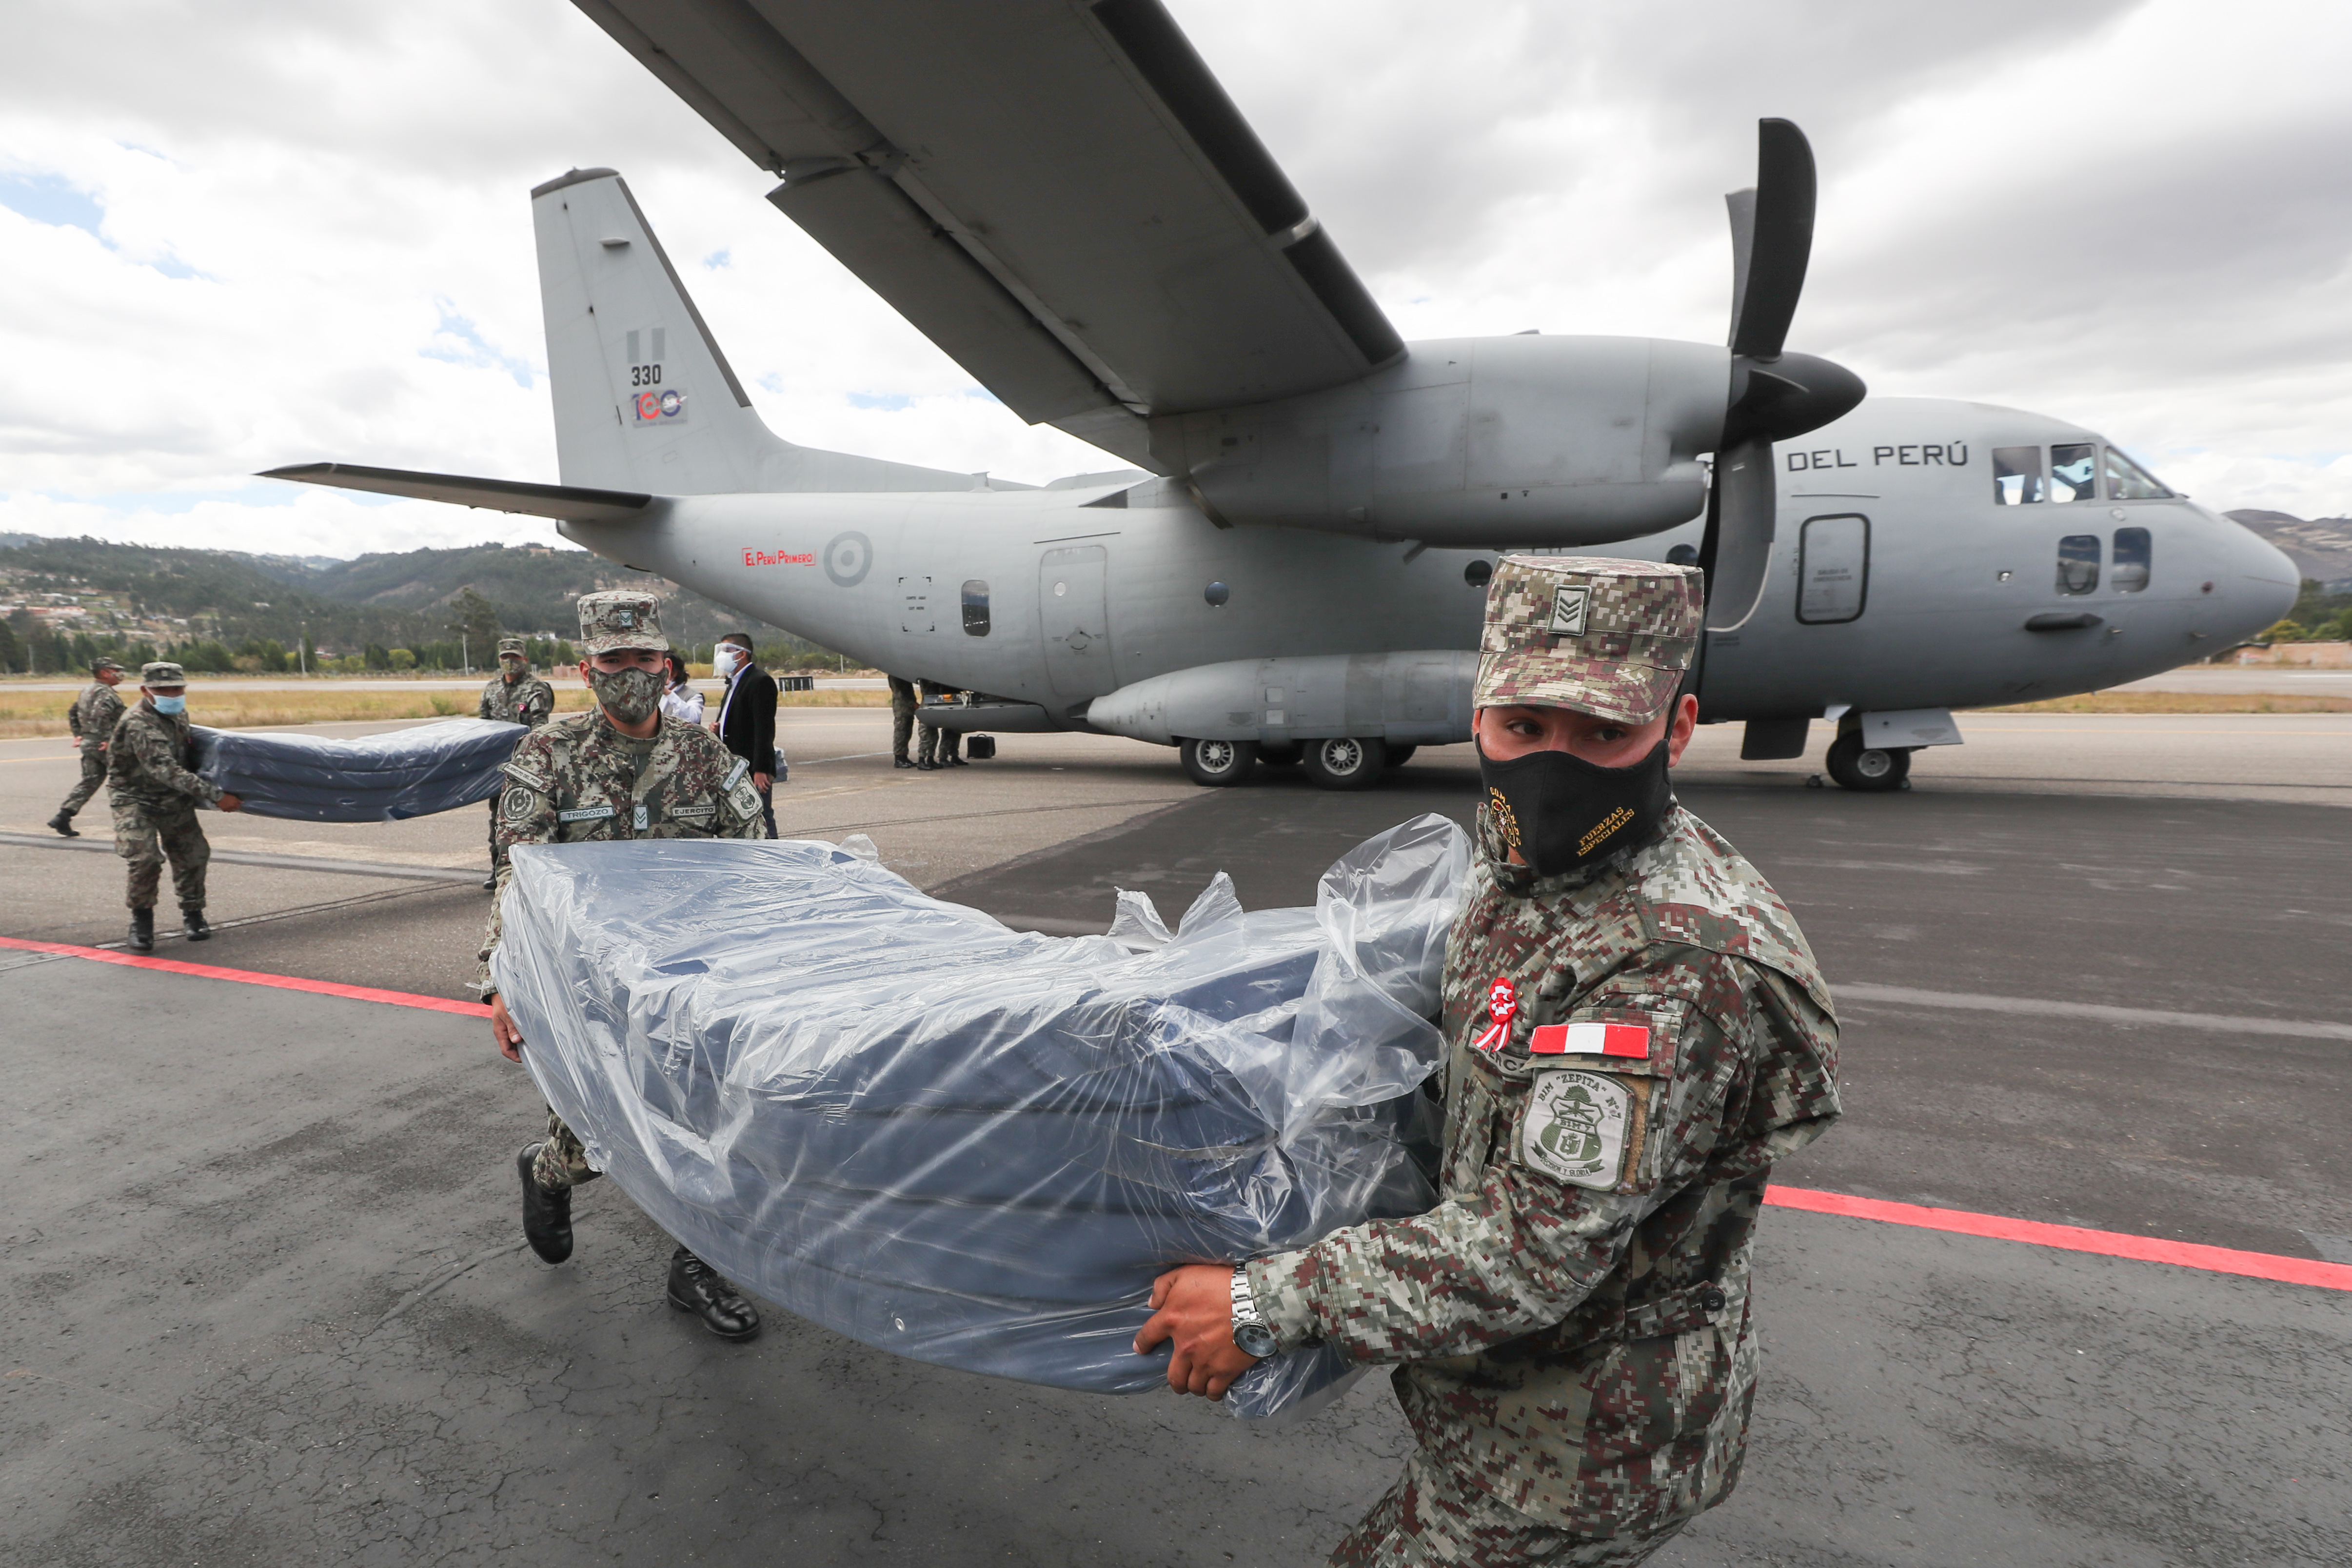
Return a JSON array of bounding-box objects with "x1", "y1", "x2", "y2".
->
[{"x1": 3, "y1": 714, "x2": 2349, "y2": 1565}]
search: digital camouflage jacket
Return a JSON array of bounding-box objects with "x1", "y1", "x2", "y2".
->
[
  {"x1": 69, "y1": 680, "x2": 126, "y2": 749},
  {"x1": 475, "y1": 709, "x2": 765, "y2": 990},
  {"x1": 479, "y1": 670, "x2": 556, "y2": 728},
  {"x1": 1247, "y1": 803, "x2": 1838, "y2": 1539},
  {"x1": 106, "y1": 701, "x2": 224, "y2": 811}
]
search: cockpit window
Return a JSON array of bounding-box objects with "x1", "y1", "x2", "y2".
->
[
  {"x1": 2056, "y1": 535, "x2": 2100, "y2": 595},
  {"x1": 1993, "y1": 447, "x2": 2044, "y2": 505},
  {"x1": 2112, "y1": 528, "x2": 2151, "y2": 592},
  {"x1": 2050, "y1": 443, "x2": 2097, "y2": 503},
  {"x1": 2102, "y1": 447, "x2": 2173, "y2": 500}
]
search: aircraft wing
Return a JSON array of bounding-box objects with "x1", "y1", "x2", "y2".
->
[
  {"x1": 572, "y1": 0, "x2": 1403, "y2": 465},
  {"x1": 260, "y1": 463, "x2": 653, "y2": 523}
]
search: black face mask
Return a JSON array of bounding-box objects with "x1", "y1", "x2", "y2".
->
[{"x1": 1476, "y1": 736, "x2": 1674, "y2": 879}]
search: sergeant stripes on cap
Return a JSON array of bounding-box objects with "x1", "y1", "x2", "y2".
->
[{"x1": 1474, "y1": 556, "x2": 1703, "y2": 725}]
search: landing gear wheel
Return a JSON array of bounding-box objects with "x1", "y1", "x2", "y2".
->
[
  {"x1": 1257, "y1": 742, "x2": 1303, "y2": 768},
  {"x1": 1825, "y1": 732, "x2": 1911, "y2": 792},
  {"x1": 1180, "y1": 737, "x2": 1258, "y2": 787},
  {"x1": 1303, "y1": 736, "x2": 1387, "y2": 791},
  {"x1": 1384, "y1": 745, "x2": 1417, "y2": 768}
]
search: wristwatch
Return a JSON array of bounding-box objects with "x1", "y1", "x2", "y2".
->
[{"x1": 1229, "y1": 1265, "x2": 1278, "y2": 1359}]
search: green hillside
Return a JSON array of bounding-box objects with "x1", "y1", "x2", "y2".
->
[{"x1": 0, "y1": 536, "x2": 838, "y2": 675}]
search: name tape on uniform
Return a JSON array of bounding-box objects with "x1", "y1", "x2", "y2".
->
[{"x1": 1529, "y1": 1021, "x2": 1650, "y2": 1059}]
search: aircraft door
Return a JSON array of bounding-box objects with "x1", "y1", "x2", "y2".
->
[
  {"x1": 1796, "y1": 514, "x2": 1870, "y2": 623},
  {"x1": 1039, "y1": 545, "x2": 1113, "y2": 696}
]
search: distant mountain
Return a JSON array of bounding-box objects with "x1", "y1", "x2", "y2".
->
[
  {"x1": 0, "y1": 536, "x2": 830, "y2": 659},
  {"x1": 2224, "y1": 511, "x2": 2352, "y2": 590}
]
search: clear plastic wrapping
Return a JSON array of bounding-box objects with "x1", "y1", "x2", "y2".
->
[
  {"x1": 491, "y1": 814, "x2": 1470, "y2": 1418},
  {"x1": 192, "y1": 718, "x2": 525, "y2": 822}
]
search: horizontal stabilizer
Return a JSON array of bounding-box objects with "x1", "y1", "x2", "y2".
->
[{"x1": 259, "y1": 462, "x2": 653, "y2": 523}]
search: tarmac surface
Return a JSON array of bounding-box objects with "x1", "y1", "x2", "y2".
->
[{"x1": 4, "y1": 711, "x2": 2349, "y2": 1565}]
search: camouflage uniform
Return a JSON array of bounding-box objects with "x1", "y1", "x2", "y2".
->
[
  {"x1": 888, "y1": 674, "x2": 917, "y2": 765},
  {"x1": 55, "y1": 665, "x2": 127, "y2": 824},
  {"x1": 1244, "y1": 557, "x2": 1840, "y2": 1566},
  {"x1": 107, "y1": 667, "x2": 225, "y2": 915},
  {"x1": 917, "y1": 680, "x2": 962, "y2": 766},
  {"x1": 478, "y1": 600, "x2": 766, "y2": 1192},
  {"x1": 478, "y1": 638, "x2": 556, "y2": 877}
]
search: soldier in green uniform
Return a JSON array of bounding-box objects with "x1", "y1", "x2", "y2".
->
[
  {"x1": 107, "y1": 661, "x2": 246, "y2": 953},
  {"x1": 887, "y1": 674, "x2": 918, "y2": 769},
  {"x1": 916, "y1": 679, "x2": 965, "y2": 770},
  {"x1": 478, "y1": 591, "x2": 768, "y2": 1342},
  {"x1": 477, "y1": 635, "x2": 556, "y2": 891},
  {"x1": 1136, "y1": 556, "x2": 1840, "y2": 1566},
  {"x1": 47, "y1": 656, "x2": 128, "y2": 837}
]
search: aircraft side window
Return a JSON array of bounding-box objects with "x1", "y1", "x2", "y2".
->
[
  {"x1": 1796, "y1": 514, "x2": 1869, "y2": 624},
  {"x1": 961, "y1": 580, "x2": 991, "y2": 636},
  {"x1": 2111, "y1": 528, "x2": 2152, "y2": 593},
  {"x1": 2056, "y1": 535, "x2": 2101, "y2": 595},
  {"x1": 2050, "y1": 443, "x2": 2098, "y2": 503},
  {"x1": 2102, "y1": 447, "x2": 2174, "y2": 501},
  {"x1": 1993, "y1": 447, "x2": 2045, "y2": 505}
]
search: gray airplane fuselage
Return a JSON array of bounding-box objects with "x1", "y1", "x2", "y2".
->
[{"x1": 563, "y1": 393, "x2": 2295, "y2": 732}]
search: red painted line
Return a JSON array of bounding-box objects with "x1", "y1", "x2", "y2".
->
[
  {"x1": 1767, "y1": 1183, "x2": 2352, "y2": 1292},
  {"x1": 0, "y1": 934, "x2": 491, "y2": 1018},
  {"x1": 5, "y1": 932, "x2": 2344, "y2": 1290}
]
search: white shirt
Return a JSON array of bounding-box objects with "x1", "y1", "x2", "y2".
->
[{"x1": 660, "y1": 682, "x2": 705, "y2": 724}]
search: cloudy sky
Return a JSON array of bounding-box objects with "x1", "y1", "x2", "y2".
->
[{"x1": 5, "y1": 0, "x2": 2349, "y2": 558}]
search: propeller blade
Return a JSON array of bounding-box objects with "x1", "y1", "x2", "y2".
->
[
  {"x1": 1699, "y1": 436, "x2": 1779, "y2": 631},
  {"x1": 1727, "y1": 119, "x2": 1815, "y2": 361}
]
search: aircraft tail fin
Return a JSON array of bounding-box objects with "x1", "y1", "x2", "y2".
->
[{"x1": 531, "y1": 169, "x2": 979, "y2": 496}]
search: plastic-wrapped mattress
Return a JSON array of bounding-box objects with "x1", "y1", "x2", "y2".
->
[
  {"x1": 192, "y1": 718, "x2": 525, "y2": 822},
  {"x1": 491, "y1": 814, "x2": 1470, "y2": 1419}
]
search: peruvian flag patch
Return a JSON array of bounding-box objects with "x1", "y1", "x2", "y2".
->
[{"x1": 1529, "y1": 1021, "x2": 1651, "y2": 1059}]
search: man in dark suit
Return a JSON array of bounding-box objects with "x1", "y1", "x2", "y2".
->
[{"x1": 712, "y1": 633, "x2": 778, "y2": 836}]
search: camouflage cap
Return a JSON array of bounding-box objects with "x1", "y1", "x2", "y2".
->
[
  {"x1": 1473, "y1": 555, "x2": 1702, "y2": 725},
  {"x1": 575, "y1": 591, "x2": 669, "y2": 655},
  {"x1": 92, "y1": 656, "x2": 126, "y2": 673},
  {"x1": 140, "y1": 660, "x2": 188, "y2": 687},
  {"x1": 496, "y1": 636, "x2": 527, "y2": 658}
]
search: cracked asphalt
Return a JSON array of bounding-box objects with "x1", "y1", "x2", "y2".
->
[{"x1": 4, "y1": 716, "x2": 2350, "y2": 1565}]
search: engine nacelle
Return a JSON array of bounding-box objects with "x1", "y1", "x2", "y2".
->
[
  {"x1": 1086, "y1": 651, "x2": 1478, "y2": 748},
  {"x1": 1155, "y1": 336, "x2": 1726, "y2": 549}
]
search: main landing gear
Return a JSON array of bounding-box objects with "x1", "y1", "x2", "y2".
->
[
  {"x1": 1179, "y1": 737, "x2": 1415, "y2": 791},
  {"x1": 1824, "y1": 731, "x2": 1913, "y2": 792}
]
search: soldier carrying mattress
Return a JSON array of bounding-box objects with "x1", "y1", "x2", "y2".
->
[
  {"x1": 476, "y1": 591, "x2": 770, "y2": 1341},
  {"x1": 1136, "y1": 557, "x2": 1842, "y2": 1567}
]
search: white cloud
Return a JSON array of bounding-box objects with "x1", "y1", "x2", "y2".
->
[{"x1": 4, "y1": 0, "x2": 2350, "y2": 561}]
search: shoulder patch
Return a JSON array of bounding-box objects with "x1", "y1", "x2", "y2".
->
[
  {"x1": 499, "y1": 758, "x2": 552, "y2": 792},
  {"x1": 1519, "y1": 1069, "x2": 1642, "y2": 1191},
  {"x1": 726, "y1": 778, "x2": 762, "y2": 821},
  {"x1": 722, "y1": 756, "x2": 751, "y2": 791}
]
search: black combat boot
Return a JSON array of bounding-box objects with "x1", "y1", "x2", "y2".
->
[
  {"x1": 47, "y1": 812, "x2": 79, "y2": 838},
  {"x1": 182, "y1": 909, "x2": 211, "y2": 941},
  {"x1": 127, "y1": 909, "x2": 155, "y2": 953},
  {"x1": 667, "y1": 1247, "x2": 760, "y2": 1341},
  {"x1": 516, "y1": 1144, "x2": 574, "y2": 1265},
  {"x1": 482, "y1": 873, "x2": 498, "y2": 893}
]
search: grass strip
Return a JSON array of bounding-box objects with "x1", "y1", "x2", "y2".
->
[{"x1": 0, "y1": 684, "x2": 889, "y2": 737}]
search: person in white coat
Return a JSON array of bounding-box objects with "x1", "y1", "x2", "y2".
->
[{"x1": 659, "y1": 652, "x2": 706, "y2": 725}]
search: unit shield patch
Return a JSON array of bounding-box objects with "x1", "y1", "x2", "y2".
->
[
  {"x1": 1521, "y1": 1069, "x2": 1633, "y2": 1190},
  {"x1": 1548, "y1": 583, "x2": 1591, "y2": 636}
]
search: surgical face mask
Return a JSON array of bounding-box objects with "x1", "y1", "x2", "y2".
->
[
  {"x1": 713, "y1": 645, "x2": 744, "y2": 677},
  {"x1": 151, "y1": 694, "x2": 187, "y2": 716},
  {"x1": 589, "y1": 665, "x2": 664, "y2": 725},
  {"x1": 1476, "y1": 735, "x2": 1673, "y2": 878}
]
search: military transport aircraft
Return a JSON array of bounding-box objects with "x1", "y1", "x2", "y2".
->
[{"x1": 266, "y1": 0, "x2": 2296, "y2": 793}]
